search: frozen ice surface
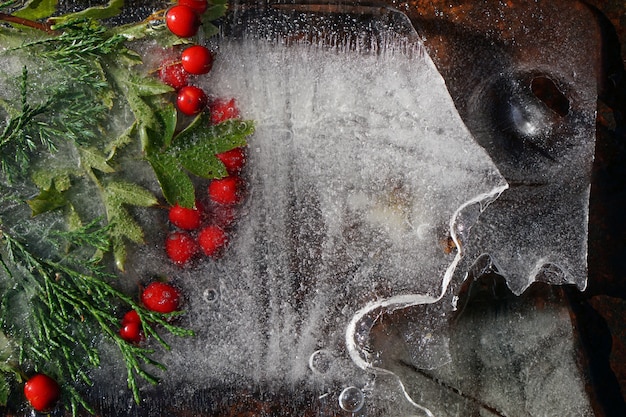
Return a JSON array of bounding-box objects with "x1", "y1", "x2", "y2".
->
[{"x1": 104, "y1": 6, "x2": 506, "y2": 415}]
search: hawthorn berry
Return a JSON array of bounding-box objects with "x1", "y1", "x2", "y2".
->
[
  {"x1": 181, "y1": 45, "x2": 213, "y2": 75},
  {"x1": 122, "y1": 309, "x2": 141, "y2": 325},
  {"x1": 166, "y1": 5, "x2": 200, "y2": 38},
  {"x1": 165, "y1": 231, "x2": 198, "y2": 265},
  {"x1": 198, "y1": 225, "x2": 228, "y2": 257},
  {"x1": 209, "y1": 97, "x2": 240, "y2": 124},
  {"x1": 159, "y1": 61, "x2": 188, "y2": 90},
  {"x1": 169, "y1": 204, "x2": 202, "y2": 230},
  {"x1": 141, "y1": 282, "x2": 181, "y2": 313},
  {"x1": 24, "y1": 374, "x2": 61, "y2": 412},
  {"x1": 216, "y1": 147, "x2": 247, "y2": 175},
  {"x1": 119, "y1": 321, "x2": 142, "y2": 344},
  {"x1": 178, "y1": 0, "x2": 208, "y2": 15},
  {"x1": 208, "y1": 176, "x2": 242, "y2": 205},
  {"x1": 177, "y1": 85, "x2": 208, "y2": 116}
]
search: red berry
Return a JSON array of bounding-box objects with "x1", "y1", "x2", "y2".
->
[
  {"x1": 24, "y1": 374, "x2": 61, "y2": 412},
  {"x1": 122, "y1": 309, "x2": 141, "y2": 325},
  {"x1": 141, "y1": 282, "x2": 181, "y2": 313},
  {"x1": 169, "y1": 204, "x2": 202, "y2": 230},
  {"x1": 216, "y1": 147, "x2": 247, "y2": 175},
  {"x1": 198, "y1": 225, "x2": 228, "y2": 257},
  {"x1": 208, "y1": 176, "x2": 242, "y2": 205},
  {"x1": 178, "y1": 0, "x2": 208, "y2": 14},
  {"x1": 177, "y1": 85, "x2": 207, "y2": 116},
  {"x1": 181, "y1": 45, "x2": 213, "y2": 75},
  {"x1": 166, "y1": 5, "x2": 200, "y2": 38},
  {"x1": 119, "y1": 321, "x2": 142, "y2": 343},
  {"x1": 159, "y1": 61, "x2": 188, "y2": 90},
  {"x1": 209, "y1": 98, "x2": 240, "y2": 124},
  {"x1": 165, "y1": 231, "x2": 198, "y2": 265}
]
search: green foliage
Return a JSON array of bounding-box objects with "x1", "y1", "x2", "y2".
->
[
  {"x1": 0, "y1": 1, "x2": 252, "y2": 415},
  {"x1": 26, "y1": 183, "x2": 67, "y2": 215},
  {"x1": 0, "y1": 68, "x2": 56, "y2": 182},
  {"x1": 0, "y1": 227, "x2": 194, "y2": 414},
  {"x1": 147, "y1": 117, "x2": 254, "y2": 207},
  {"x1": 202, "y1": 0, "x2": 229, "y2": 37}
]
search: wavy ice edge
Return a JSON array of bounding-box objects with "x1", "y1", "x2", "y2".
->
[{"x1": 345, "y1": 184, "x2": 507, "y2": 416}]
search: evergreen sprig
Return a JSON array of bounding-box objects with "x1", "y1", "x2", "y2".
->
[
  {"x1": 21, "y1": 18, "x2": 127, "y2": 86},
  {"x1": 0, "y1": 225, "x2": 193, "y2": 414},
  {"x1": 0, "y1": 68, "x2": 55, "y2": 182}
]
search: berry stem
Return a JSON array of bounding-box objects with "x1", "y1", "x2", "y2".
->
[
  {"x1": 149, "y1": 59, "x2": 183, "y2": 75},
  {"x1": 144, "y1": 8, "x2": 168, "y2": 23},
  {"x1": 0, "y1": 12, "x2": 56, "y2": 34}
]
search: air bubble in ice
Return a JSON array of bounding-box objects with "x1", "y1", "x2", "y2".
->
[
  {"x1": 202, "y1": 288, "x2": 218, "y2": 303},
  {"x1": 338, "y1": 386, "x2": 365, "y2": 413},
  {"x1": 309, "y1": 349, "x2": 333, "y2": 374}
]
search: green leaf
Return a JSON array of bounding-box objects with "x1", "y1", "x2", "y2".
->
[
  {"x1": 105, "y1": 123, "x2": 135, "y2": 159},
  {"x1": 49, "y1": 0, "x2": 124, "y2": 23},
  {"x1": 126, "y1": 73, "x2": 174, "y2": 97},
  {"x1": 170, "y1": 113, "x2": 204, "y2": 144},
  {"x1": 204, "y1": 0, "x2": 228, "y2": 22},
  {"x1": 0, "y1": 332, "x2": 17, "y2": 365},
  {"x1": 27, "y1": 184, "x2": 67, "y2": 216},
  {"x1": 200, "y1": 0, "x2": 228, "y2": 37},
  {"x1": 104, "y1": 180, "x2": 157, "y2": 208},
  {"x1": 108, "y1": 206, "x2": 144, "y2": 244},
  {"x1": 101, "y1": 180, "x2": 156, "y2": 269},
  {"x1": 145, "y1": 103, "x2": 177, "y2": 152},
  {"x1": 176, "y1": 119, "x2": 254, "y2": 154},
  {"x1": 107, "y1": 66, "x2": 163, "y2": 133},
  {"x1": 147, "y1": 119, "x2": 254, "y2": 207},
  {"x1": 112, "y1": 20, "x2": 188, "y2": 47},
  {"x1": 160, "y1": 104, "x2": 177, "y2": 149},
  {"x1": 31, "y1": 167, "x2": 76, "y2": 192},
  {"x1": 79, "y1": 147, "x2": 115, "y2": 174},
  {"x1": 111, "y1": 234, "x2": 126, "y2": 271},
  {"x1": 13, "y1": 0, "x2": 58, "y2": 20},
  {"x1": 66, "y1": 204, "x2": 83, "y2": 231},
  {"x1": 0, "y1": 373, "x2": 9, "y2": 406},
  {"x1": 188, "y1": 119, "x2": 254, "y2": 155},
  {"x1": 126, "y1": 94, "x2": 160, "y2": 132},
  {"x1": 180, "y1": 149, "x2": 226, "y2": 179},
  {"x1": 94, "y1": 60, "x2": 116, "y2": 109},
  {"x1": 202, "y1": 22, "x2": 220, "y2": 39},
  {"x1": 147, "y1": 152, "x2": 195, "y2": 208}
]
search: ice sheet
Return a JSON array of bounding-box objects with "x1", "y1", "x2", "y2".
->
[{"x1": 99, "y1": 6, "x2": 506, "y2": 415}]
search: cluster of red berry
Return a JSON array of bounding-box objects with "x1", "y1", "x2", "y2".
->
[
  {"x1": 160, "y1": 0, "x2": 240, "y2": 122},
  {"x1": 166, "y1": 144, "x2": 246, "y2": 265},
  {"x1": 119, "y1": 281, "x2": 182, "y2": 344},
  {"x1": 118, "y1": 0, "x2": 248, "y2": 344},
  {"x1": 161, "y1": 0, "x2": 246, "y2": 266}
]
